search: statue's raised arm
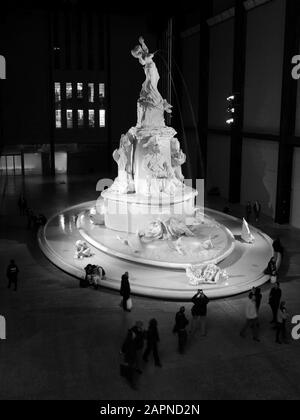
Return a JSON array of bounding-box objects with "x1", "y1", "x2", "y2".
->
[
  {"x1": 131, "y1": 36, "x2": 172, "y2": 127},
  {"x1": 138, "y1": 36, "x2": 149, "y2": 55}
]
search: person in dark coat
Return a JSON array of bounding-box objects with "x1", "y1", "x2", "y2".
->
[
  {"x1": 190, "y1": 289, "x2": 210, "y2": 336},
  {"x1": 276, "y1": 301, "x2": 289, "y2": 344},
  {"x1": 269, "y1": 282, "x2": 282, "y2": 324},
  {"x1": 120, "y1": 272, "x2": 131, "y2": 312},
  {"x1": 130, "y1": 321, "x2": 145, "y2": 373},
  {"x1": 173, "y1": 307, "x2": 189, "y2": 354},
  {"x1": 273, "y1": 236, "x2": 284, "y2": 269},
  {"x1": 143, "y1": 319, "x2": 162, "y2": 367},
  {"x1": 81, "y1": 264, "x2": 92, "y2": 288},
  {"x1": 7, "y1": 260, "x2": 19, "y2": 291},
  {"x1": 254, "y1": 287, "x2": 262, "y2": 313},
  {"x1": 253, "y1": 200, "x2": 261, "y2": 223},
  {"x1": 264, "y1": 257, "x2": 277, "y2": 282},
  {"x1": 18, "y1": 194, "x2": 27, "y2": 216},
  {"x1": 26, "y1": 208, "x2": 34, "y2": 230},
  {"x1": 246, "y1": 202, "x2": 252, "y2": 222},
  {"x1": 121, "y1": 328, "x2": 138, "y2": 389},
  {"x1": 273, "y1": 237, "x2": 284, "y2": 257}
]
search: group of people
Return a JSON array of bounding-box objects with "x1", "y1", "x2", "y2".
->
[
  {"x1": 240, "y1": 282, "x2": 289, "y2": 344},
  {"x1": 81, "y1": 264, "x2": 106, "y2": 289},
  {"x1": 173, "y1": 290, "x2": 210, "y2": 354},
  {"x1": 120, "y1": 319, "x2": 162, "y2": 389},
  {"x1": 119, "y1": 287, "x2": 210, "y2": 390},
  {"x1": 246, "y1": 200, "x2": 262, "y2": 223},
  {"x1": 18, "y1": 193, "x2": 47, "y2": 232}
]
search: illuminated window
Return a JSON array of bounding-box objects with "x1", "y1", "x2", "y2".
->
[
  {"x1": 77, "y1": 83, "x2": 83, "y2": 98},
  {"x1": 99, "y1": 109, "x2": 105, "y2": 127},
  {"x1": 66, "y1": 83, "x2": 72, "y2": 99},
  {"x1": 88, "y1": 110, "x2": 95, "y2": 128},
  {"x1": 55, "y1": 110, "x2": 62, "y2": 128},
  {"x1": 66, "y1": 109, "x2": 73, "y2": 128},
  {"x1": 99, "y1": 83, "x2": 105, "y2": 98},
  {"x1": 55, "y1": 82, "x2": 61, "y2": 103},
  {"x1": 78, "y1": 110, "x2": 84, "y2": 127},
  {"x1": 88, "y1": 83, "x2": 94, "y2": 102}
]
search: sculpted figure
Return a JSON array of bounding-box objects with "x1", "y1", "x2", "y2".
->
[
  {"x1": 139, "y1": 216, "x2": 194, "y2": 243},
  {"x1": 111, "y1": 134, "x2": 134, "y2": 193},
  {"x1": 142, "y1": 136, "x2": 174, "y2": 195},
  {"x1": 131, "y1": 36, "x2": 172, "y2": 127},
  {"x1": 171, "y1": 138, "x2": 186, "y2": 183}
]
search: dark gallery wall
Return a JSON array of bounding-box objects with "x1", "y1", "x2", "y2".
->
[
  {"x1": 213, "y1": 0, "x2": 235, "y2": 14},
  {"x1": 0, "y1": 9, "x2": 159, "y2": 175},
  {"x1": 243, "y1": 0, "x2": 285, "y2": 134},
  {"x1": 208, "y1": 19, "x2": 234, "y2": 129},
  {"x1": 240, "y1": 0, "x2": 285, "y2": 217},
  {"x1": 180, "y1": 30, "x2": 201, "y2": 179},
  {"x1": 240, "y1": 139, "x2": 278, "y2": 217},
  {"x1": 1, "y1": 9, "x2": 51, "y2": 146},
  {"x1": 291, "y1": 147, "x2": 300, "y2": 228},
  {"x1": 206, "y1": 18, "x2": 234, "y2": 197},
  {"x1": 109, "y1": 15, "x2": 157, "y2": 149},
  {"x1": 201, "y1": 0, "x2": 290, "y2": 220}
]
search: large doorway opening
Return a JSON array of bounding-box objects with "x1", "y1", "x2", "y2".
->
[
  {"x1": 0, "y1": 154, "x2": 22, "y2": 175},
  {"x1": 55, "y1": 152, "x2": 67, "y2": 174}
]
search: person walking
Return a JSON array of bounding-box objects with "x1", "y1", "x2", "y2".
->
[
  {"x1": 143, "y1": 319, "x2": 162, "y2": 367},
  {"x1": 173, "y1": 307, "x2": 189, "y2": 354},
  {"x1": 190, "y1": 289, "x2": 210, "y2": 336},
  {"x1": 26, "y1": 208, "x2": 35, "y2": 230},
  {"x1": 240, "y1": 293, "x2": 260, "y2": 342},
  {"x1": 269, "y1": 282, "x2": 282, "y2": 324},
  {"x1": 7, "y1": 260, "x2": 19, "y2": 291},
  {"x1": 253, "y1": 200, "x2": 261, "y2": 223},
  {"x1": 120, "y1": 272, "x2": 131, "y2": 312},
  {"x1": 18, "y1": 194, "x2": 27, "y2": 216},
  {"x1": 265, "y1": 257, "x2": 278, "y2": 284},
  {"x1": 131, "y1": 321, "x2": 145, "y2": 373},
  {"x1": 246, "y1": 201, "x2": 252, "y2": 222},
  {"x1": 276, "y1": 301, "x2": 289, "y2": 344},
  {"x1": 121, "y1": 327, "x2": 139, "y2": 389}
]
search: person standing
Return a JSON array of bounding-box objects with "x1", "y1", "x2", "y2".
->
[
  {"x1": 190, "y1": 289, "x2": 210, "y2": 336},
  {"x1": 120, "y1": 272, "x2": 131, "y2": 312},
  {"x1": 272, "y1": 236, "x2": 284, "y2": 270},
  {"x1": 265, "y1": 257, "x2": 278, "y2": 284},
  {"x1": 26, "y1": 208, "x2": 34, "y2": 230},
  {"x1": 253, "y1": 200, "x2": 261, "y2": 223},
  {"x1": 143, "y1": 319, "x2": 162, "y2": 367},
  {"x1": 7, "y1": 260, "x2": 19, "y2": 291},
  {"x1": 18, "y1": 194, "x2": 27, "y2": 216},
  {"x1": 121, "y1": 328, "x2": 138, "y2": 389},
  {"x1": 269, "y1": 282, "x2": 282, "y2": 324},
  {"x1": 276, "y1": 301, "x2": 289, "y2": 344},
  {"x1": 254, "y1": 287, "x2": 262, "y2": 313},
  {"x1": 240, "y1": 293, "x2": 260, "y2": 342},
  {"x1": 131, "y1": 321, "x2": 145, "y2": 373},
  {"x1": 173, "y1": 307, "x2": 189, "y2": 354},
  {"x1": 246, "y1": 202, "x2": 252, "y2": 222}
]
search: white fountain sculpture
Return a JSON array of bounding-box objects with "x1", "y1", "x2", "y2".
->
[{"x1": 101, "y1": 36, "x2": 197, "y2": 234}]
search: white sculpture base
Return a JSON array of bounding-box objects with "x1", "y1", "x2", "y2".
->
[
  {"x1": 102, "y1": 186, "x2": 198, "y2": 234},
  {"x1": 38, "y1": 201, "x2": 274, "y2": 299},
  {"x1": 77, "y1": 205, "x2": 236, "y2": 269}
]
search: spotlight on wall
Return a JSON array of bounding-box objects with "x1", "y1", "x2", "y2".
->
[{"x1": 226, "y1": 93, "x2": 240, "y2": 125}]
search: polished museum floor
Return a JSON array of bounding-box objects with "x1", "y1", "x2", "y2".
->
[{"x1": 0, "y1": 174, "x2": 300, "y2": 400}]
